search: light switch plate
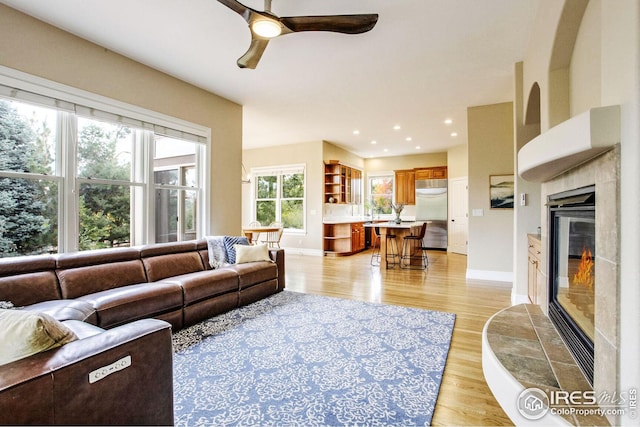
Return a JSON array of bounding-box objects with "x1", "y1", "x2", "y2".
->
[{"x1": 472, "y1": 209, "x2": 484, "y2": 217}]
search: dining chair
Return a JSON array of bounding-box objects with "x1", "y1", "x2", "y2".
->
[
  {"x1": 400, "y1": 222, "x2": 429, "y2": 270},
  {"x1": 370, "y1": 226, "x2": 399, "y2": 268},
  {"x1": 247, "y1": 221, "x2": 262, "y2": 244},
  {"x1": 261, "y1": 221, "x2": 283, "y2": 248}
]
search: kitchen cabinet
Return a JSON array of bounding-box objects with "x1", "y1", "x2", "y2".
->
[
  {"x1": 351, "y1": 222, "x2": 365, "y2": 253},
  {"x1": 323, "y1": 221, "x2": 367, "y2": 256},
  {"x1": 415, "y1": 167, "x2": 448, "y2": 180},
  {"x1": 324, "y1": 161, "x2": 362, "y2": 204},
  {"x1": 394, "y1": 169, "x2": 416, "y2": 205},
  {"x1": 527, "y1": 234, "x2": 543, "y2": 304}
]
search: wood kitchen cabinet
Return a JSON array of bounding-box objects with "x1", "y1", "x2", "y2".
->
[
  {"x1": 324, "y1": 221, "x2": 366, "y2": 256},
  {"x1": 324, "y1": 161, "x2": 362, "y2": 204},
  {"x1": 394, "y1": 169, "x2": 416, "y2": 205},
  {"x1": 527, "y1": 234, "x2": 543, "y2": 304},
  {"x1": 415, "y1": 166, "x2": 448, "y2": 180}
]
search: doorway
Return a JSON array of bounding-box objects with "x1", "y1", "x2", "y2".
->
[{"x1": 448, "y1": 177, "x2": 468, "y2": 255}]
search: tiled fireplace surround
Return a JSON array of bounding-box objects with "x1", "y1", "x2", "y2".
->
[{"x1": 540, "y1": 146, "x2": 621, "y2": 417}]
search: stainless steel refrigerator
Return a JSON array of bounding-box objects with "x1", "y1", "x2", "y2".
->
[{"x1": 415, "y1": 179, "x2": 448, "y2": 250}]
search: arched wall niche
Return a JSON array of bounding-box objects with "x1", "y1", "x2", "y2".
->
[
  {"x1": 524, "y1": 82, "x2": 541, "y2": 128},
  {"x1": 547, "y1": 0, "x2": 588, "y2": 127}
]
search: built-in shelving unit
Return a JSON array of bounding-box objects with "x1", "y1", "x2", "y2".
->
[{"x1": 324, "y1": 160, "x2": 362, "y2": 204}]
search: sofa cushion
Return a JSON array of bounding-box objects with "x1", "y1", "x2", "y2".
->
[
  {"x1": 222, "y1": 261, "x2": 278, "y2": 290},
  {"x1": 223, "y1": 236, "x2": 249, "y2": 264},
  {"x1": 22, "y1": 300, "x2": 97, "y2": 324},
  {"x1": 57, "y1": 260, "x2": 148, "y2": 299},
  {"x1": 159, "y1": 268, "x2": 239, "y2": 306},
  {"x1": 0, "y1": 309, "x2": 77, "y2": 365},
  {"x1": 76, "y1": 282, "x2": 183, "y2": 329},
  {"x1": 142, "y1": 252, "x2": 204, "y2": 282},
  {"x1": 235, "y1": 243, "x2": 272, "y2": 264},
  {"x1": 0, "y1": 255, "x2": 60, "y2": 306}
]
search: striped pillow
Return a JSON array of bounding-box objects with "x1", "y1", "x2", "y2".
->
[{"x1": 223, "y1": 236, "x2": 250, "y2": 264}]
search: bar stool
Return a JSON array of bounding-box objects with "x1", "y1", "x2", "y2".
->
[
  {"x1": 401, "y1": 222, "x2": 429, "y2": 270},
  {"x1": 370, "y1": 226, "x2": 400, "y2": 268}
]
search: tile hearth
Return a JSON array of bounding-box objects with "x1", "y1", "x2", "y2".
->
[{"x1": 484, "y1": 304, "x2": 609, "y2": 426}]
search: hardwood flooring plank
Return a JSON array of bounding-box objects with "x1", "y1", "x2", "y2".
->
[{"x1": 284, "y1": 249, "x2": 514, "y2": 426}]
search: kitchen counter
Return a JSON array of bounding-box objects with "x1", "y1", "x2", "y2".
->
[{"x1": 323, "y1": 217, "x2": 414, "y2": 224}]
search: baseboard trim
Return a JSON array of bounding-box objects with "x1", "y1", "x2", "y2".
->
[
  {"x1": 466, "y1": 269, "x2": 513, "y2": 283},
  {"x1": 280, "y1": 247, "x2": 324, "y2": 257},
  {"x1": 511, "y1": 292, "x2": 530, "y2": 306}
]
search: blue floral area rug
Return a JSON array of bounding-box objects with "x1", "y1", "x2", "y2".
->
[{"x1": 172, "y1": 291, "x2": 456, "y2": 426}]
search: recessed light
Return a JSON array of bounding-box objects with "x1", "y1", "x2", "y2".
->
[
  {"x1": 444, "y1": 119, "x2": 453, "y2": 125},
  {"x1": 450, "y1": 132, "x2": 458, "y2": 137},
  {"x1": 393, "y1": 125, "x2": 401, "y2": 130},
  {"x1": 415, "y1": 146, "x2": 421, "y2": 149},
  {"x1": 353, "y1": 130, "x2": 360, "y2": 135},
  {"x1": 405, "y1": 137, "x2": 412, "y2": 142},
  {"x1": 370, "y1": 140, "x2": 377, "y2": 145},
  {"x1": 383, "y1": 148, "x2": 389, "y2": 152}
]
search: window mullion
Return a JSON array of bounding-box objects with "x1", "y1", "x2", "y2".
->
[{"x1": 59, "y1": 111, "x2": 78, "y2": 252}]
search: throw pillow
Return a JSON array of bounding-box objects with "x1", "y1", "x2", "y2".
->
[
  {"x1": 205, "y1": 235, "x2": 228, "y2": 269},
  {"x1": 223, "y1": 236, "x2": 249, "y2": 264},
  {"x1": 0, "y1": 309, "x2": 78, "y2": 366},
  {"x1": 235, "y1": 243, "x2": 272, "y2": 264}
]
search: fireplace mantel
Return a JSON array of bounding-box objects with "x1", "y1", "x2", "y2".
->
[{"x1": 518, "y1": 105, "x2": 620, "y2": 182}]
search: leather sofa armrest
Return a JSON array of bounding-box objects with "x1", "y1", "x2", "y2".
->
[
  {"x1": 0, "y1": 318, "x2": 174, "y2": 426},
  {"x1": 269, "y1": 248, "x2": 285, "y2": 291}
]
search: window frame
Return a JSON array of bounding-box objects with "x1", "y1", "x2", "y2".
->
[
  {"x1": 367, "y1": 172, "x2": 395, "y2": 217},
  {"x1": 0, "y1": 66, "x2": 210, "y2": 255},
  {"x1": 251, "y1": 164, "x2": 306, "y2": 234}
]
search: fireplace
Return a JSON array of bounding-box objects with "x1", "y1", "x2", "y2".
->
[{"x1": 548, "y1": 185, "x2": 595, "y2": 385}]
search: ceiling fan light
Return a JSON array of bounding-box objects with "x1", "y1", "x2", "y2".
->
[{"x1": 252, "y1": 19, "x2": 282, "y2": 38}]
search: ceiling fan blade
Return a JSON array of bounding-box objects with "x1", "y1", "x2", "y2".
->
[
  {"x1": 280, "y1": 14, "x2": 378, "y2": 34},
  {"x1": 237, "y1": 37, "x2": 270, "y2": 69},
  {"x1": 217, "y1": 0, "x2": 253, "y2": 22}
]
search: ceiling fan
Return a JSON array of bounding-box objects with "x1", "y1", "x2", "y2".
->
[{"x1": 217, "y1": 0, "x2": 379, "y2": 69}]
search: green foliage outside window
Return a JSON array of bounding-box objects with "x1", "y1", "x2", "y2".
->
[
  {"x1": 254, "y1": 171, "x2": 304, "y2": 230},
  {"x1": 0, "y1": 100, "x2": 57, "y2": 256},
  {"x1": 77, "y1": 121, "x2": 132, "y2": 250}
]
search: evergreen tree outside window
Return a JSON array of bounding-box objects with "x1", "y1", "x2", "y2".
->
[
  {"x1": 0, "y1": 99, "x2": 59, "y2": 256},
  {"x1": 0, "y1": 80, "x2": 207, "y2": 258}
]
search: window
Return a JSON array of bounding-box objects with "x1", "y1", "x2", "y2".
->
[
  {"x1": 154, "y1": 136, "x2": 199, "y2": 243},
  {"x1": 0, "y1": 77, "x2": 208, "y2": 257},
  {"x1": 369, "y1": 174, "x2": 394, "y2": 215},
  {"x1": 254, "y1": 165, "x2": 305, "y2": 231},
  {"x1": 0, "y1": 99, "x2": 60, "y2": 255}
]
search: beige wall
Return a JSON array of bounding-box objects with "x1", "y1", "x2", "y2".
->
[
  {"x1": 364, "y1": 152, "x2": 447, "y2": 173},
  {"x1": 467, "y1": 102, "x2": 514, "y2": 279},
  {"x1": 0, "y1": 4, "x2": 243, "y2": 236},
  {"x1": 323, "y1": 141, "x2": 365, "y2": 169},
  {"x1": 446, "y1": 144, "x2": 468, "y2": 179},
  {"x1": 242, "y1": 141, "x2": 324, "y2": 253}
]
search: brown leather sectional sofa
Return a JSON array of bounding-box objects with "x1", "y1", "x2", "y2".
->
[{"x1": 0, "y1": 239, "x2": 285, "y2": 425}]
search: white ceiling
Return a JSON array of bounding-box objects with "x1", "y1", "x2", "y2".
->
[{"x1": 2, "y1": 0, "x2": 539, "y2": 158}]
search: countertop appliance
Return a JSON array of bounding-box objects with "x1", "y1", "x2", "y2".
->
[{"x1": 415, "y1": 178, "x2": 448, "y2": 250}]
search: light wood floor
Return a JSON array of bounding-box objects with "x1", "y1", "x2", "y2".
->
[{"x1": 284, "y1": 249, "x2": 515, "y2": 426}]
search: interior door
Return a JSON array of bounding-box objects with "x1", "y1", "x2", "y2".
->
[{"x1": 448, "y1": 177, "x2": 468, "y2": 255}]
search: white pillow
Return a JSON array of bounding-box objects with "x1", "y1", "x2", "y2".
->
[
  {"x1": 234, "y1": 243, "x2": 272, "y2": 264},
  {"x1": 0, "y1": 309, "x2": 78, "y2": 365}
]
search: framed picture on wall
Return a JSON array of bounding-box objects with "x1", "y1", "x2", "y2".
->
[{"x1": 490, "y1": 174, "x2": 515, "y2": 209}]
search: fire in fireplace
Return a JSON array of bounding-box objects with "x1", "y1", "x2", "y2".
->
[{"x1": 548, "y1": 185, "x2": 595, "y2": 385}]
